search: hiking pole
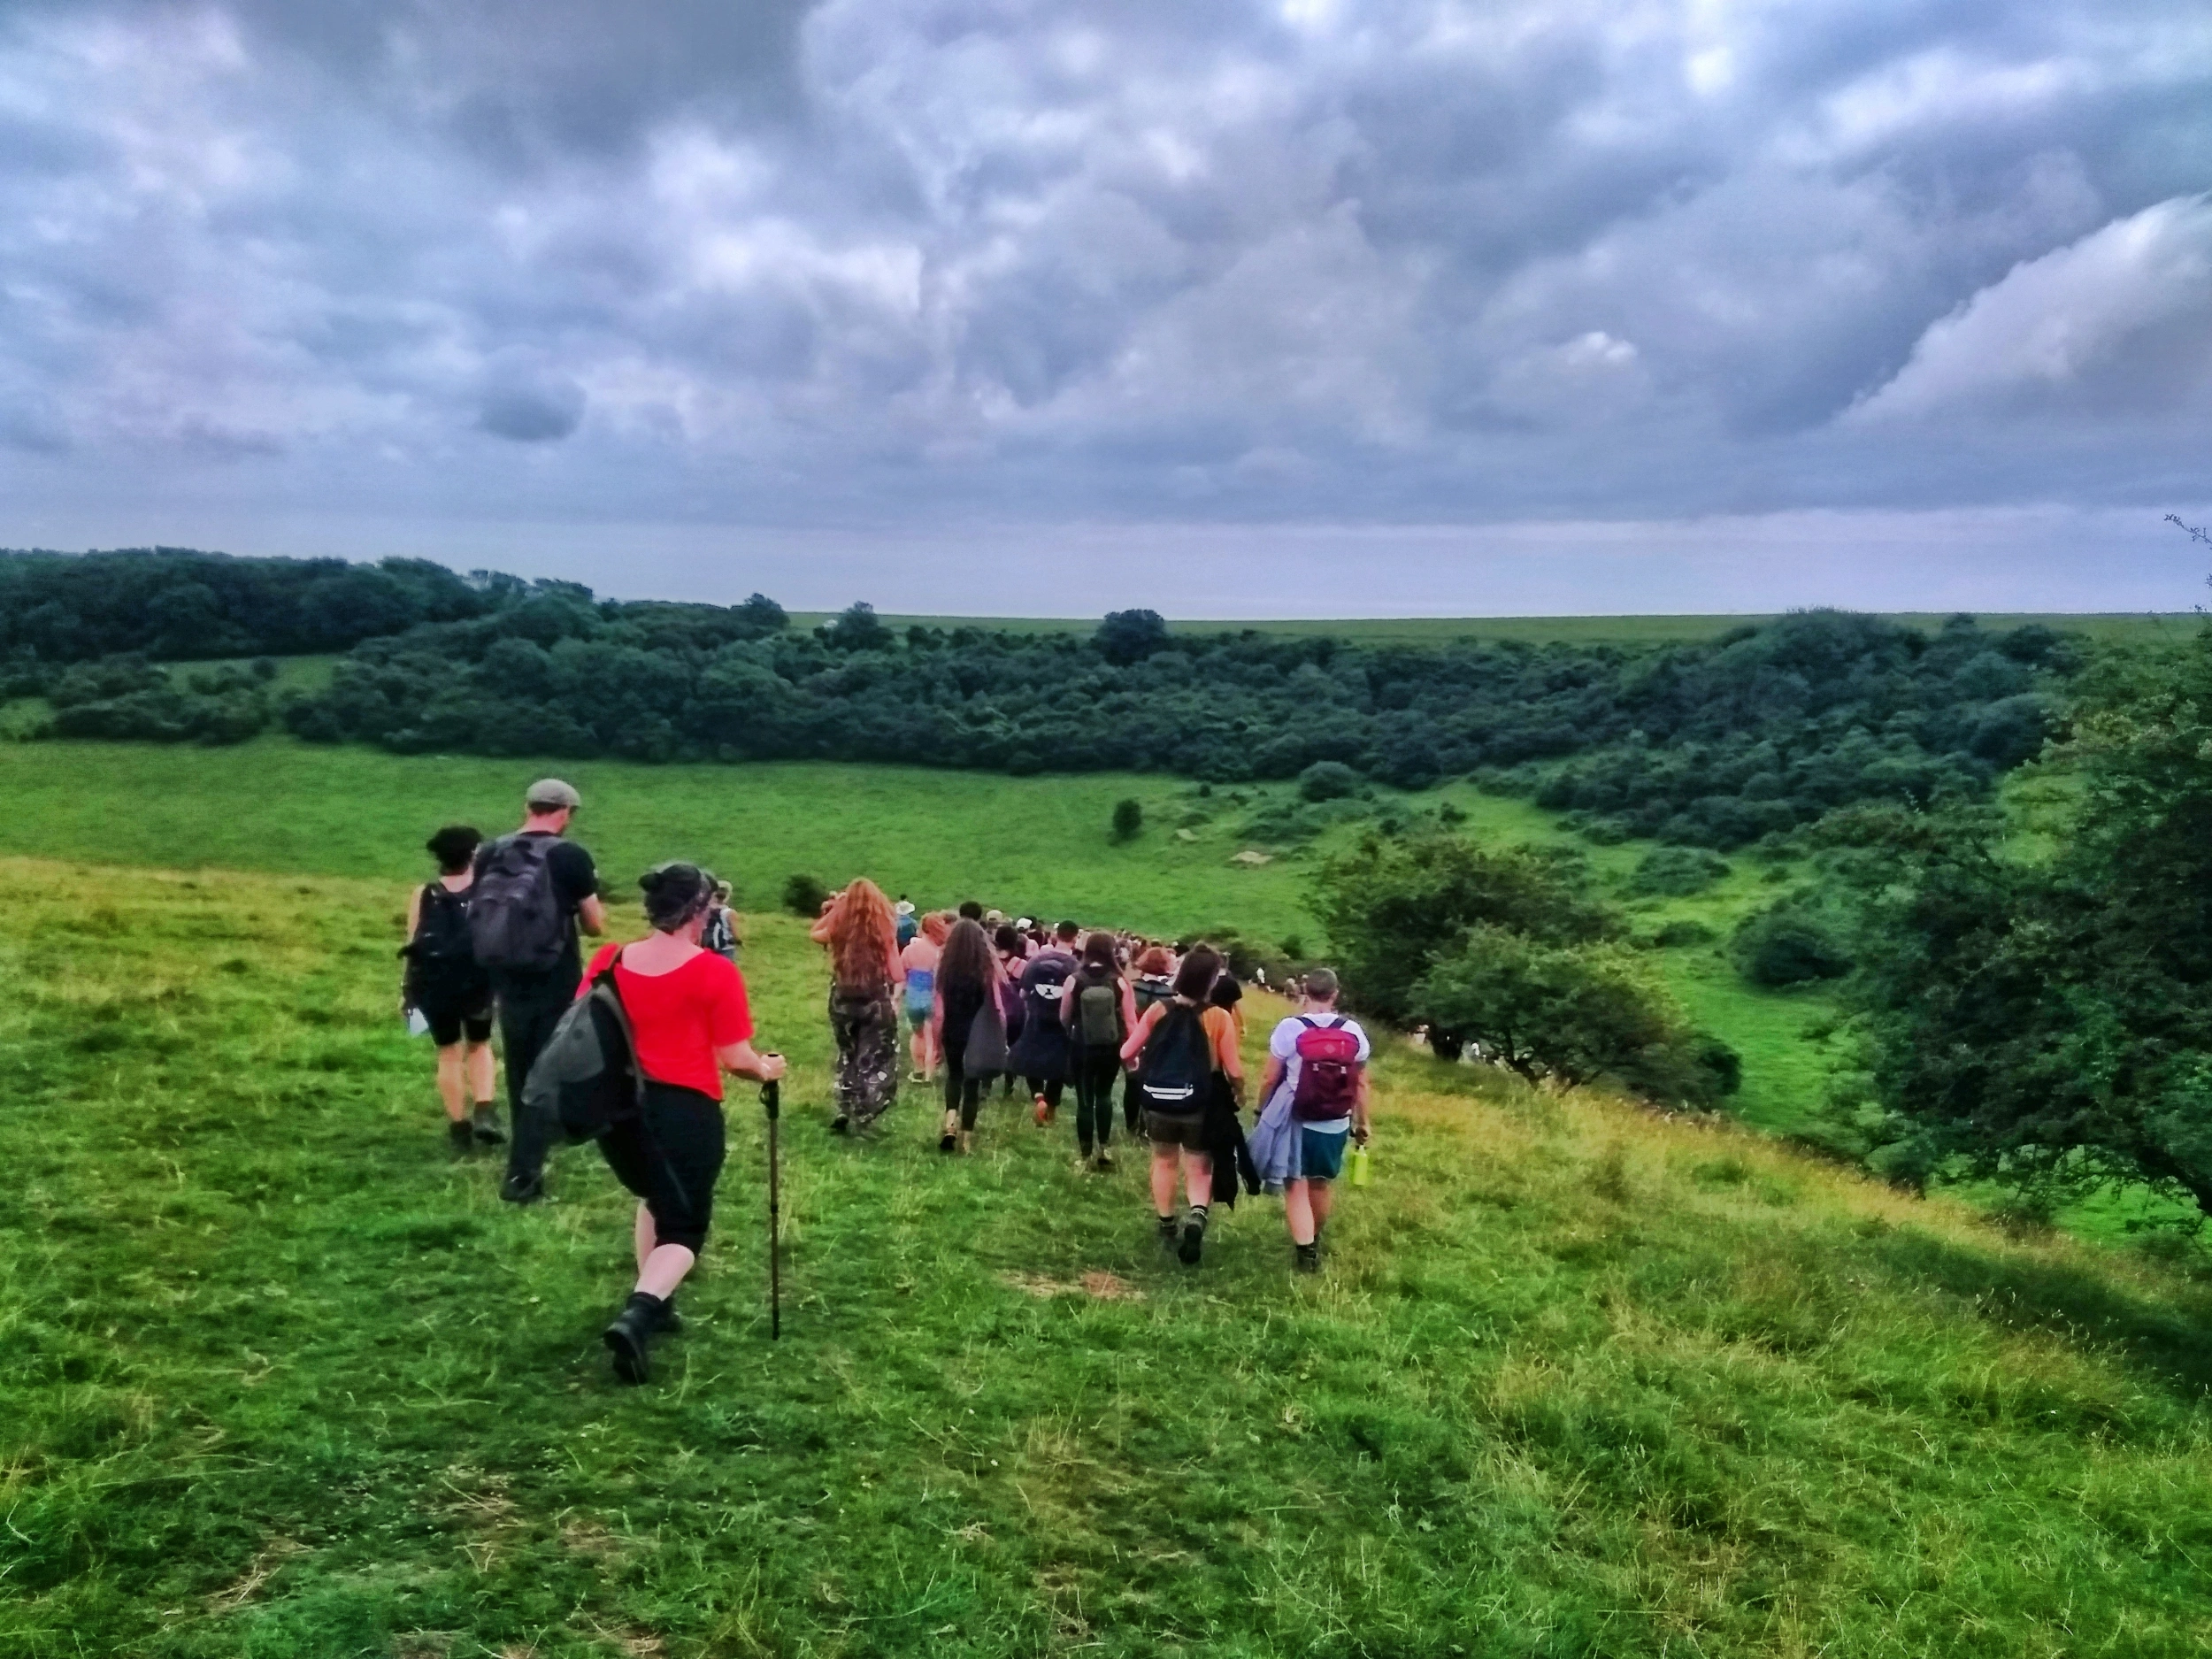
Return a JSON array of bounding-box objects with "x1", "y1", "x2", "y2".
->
[{"x1": 762, "y1": 1075, "x2": 782, "y2": 1340}]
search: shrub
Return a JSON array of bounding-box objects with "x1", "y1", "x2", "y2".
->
[
  {"x1": 1411, "y1": 928, "x2": 1732, "y2": 1105},
  {"x1": 782, "y1": 872, "x2": 830, "y2": 917},
  {"x1": 1649, "y1": 919, "x2": 1716, "y2": 949},
  {"x1": 1732, "y1": 905, "x2": 1852, "y2": 986},
  {"x1": 1298, "y1": 761, "x2": 1361, "y2": 803},
  {"x1": 1629, "y1": 847, "x2": 1731, "y2": 896},
  {"x1": 1111, "y1": 798, "x2": 1143, "y2": 841}
]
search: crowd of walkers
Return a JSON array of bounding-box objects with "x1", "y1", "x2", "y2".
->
[{"x1": 400, "y1": 779, "x2": 1372, "y2": 1385}]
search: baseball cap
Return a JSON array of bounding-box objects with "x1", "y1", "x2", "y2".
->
[{"x1": 526, "y1": 778, "x2": 581, "y2": 810}]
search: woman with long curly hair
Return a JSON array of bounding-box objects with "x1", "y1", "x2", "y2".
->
[{"x1": 810, "y1": 878, "x2": 905, "y2": 1133}]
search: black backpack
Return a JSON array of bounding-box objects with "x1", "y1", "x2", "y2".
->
[
  {"x1": 407, "y1": 882, "x2": 475, "y2": 964},
  {"x1": 521, "y1": 964, "x2": 646, "y2": 1144},
  {"x1": 469, "y1": 834, "x2": 568, "y2": 972},
  {"x1": 1137, "y1": 1002, "x2": 1213, "y2": 1112}
]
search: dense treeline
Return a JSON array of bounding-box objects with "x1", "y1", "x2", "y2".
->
[
  {"x1": 1829, "y1": 626, "x2": 2212, "y2": 1218},
  {"x1": 0, "y1": 547, "x2": 492, "y2": 664},
  {"x1": 3, "y1": 549, "x2": 2078, "y2": 855},
  {"x1": 283, "y1": 598, "x2": 2070, "y2": 843}
]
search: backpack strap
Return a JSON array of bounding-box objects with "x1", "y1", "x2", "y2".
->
[{"x1": 1296, "y1": 1015, "x2": 1317, "y2": 1031}]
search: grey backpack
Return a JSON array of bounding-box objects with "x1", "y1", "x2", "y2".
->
[
  {"x1": 521, "y1": 967, "x2": 645, "y2": 1144},
  {"x1": 469, "y1": 834, "x2": 568, "y2": 972}
]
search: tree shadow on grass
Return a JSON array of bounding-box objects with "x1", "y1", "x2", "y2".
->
[{"x1": 1875, "y1": 1228, "x2": 2212, "y2": 1400}]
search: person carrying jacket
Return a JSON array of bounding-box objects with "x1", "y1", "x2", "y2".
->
[
  {"x1": 1121, "y1": 945, "x2": 1244, "y2": 1265},
  {"x1": 1061, "y1": 932, "x2": 1139, "y2": 1171},
  {"x1": 1121, "y1": 944, "x2": 1177, "y2": 1133},
  {"x1": 588, "y1": 863, "x2": 787, "y2": 1384},
  {"x1": 1248, "y1": 966, "x2": 1372, "y2": 1273}
]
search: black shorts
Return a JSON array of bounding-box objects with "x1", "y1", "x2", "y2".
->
[
  {"x1": 595, "y1": 1083, "x2": 727, "y2": 1256},
  {"x1": 414, "y1": 969, "x2": 494, "y2": 1048}
]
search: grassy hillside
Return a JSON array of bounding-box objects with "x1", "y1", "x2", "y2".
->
[{"x1": 4, "y1": 856, "x2": 2209, "y2": 1657}]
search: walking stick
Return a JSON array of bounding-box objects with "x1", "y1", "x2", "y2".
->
[{"x1": 762, "y1": 1075, "x2": 782, "y2": 1340}]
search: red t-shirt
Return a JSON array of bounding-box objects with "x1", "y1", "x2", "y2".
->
[{"x1": 580, "y1": 943, "x2": 753, "y2": 1100}]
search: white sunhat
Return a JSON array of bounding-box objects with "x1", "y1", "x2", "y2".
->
[{"x1": 895, "y1": 900, "x2": 916, "y2": 917}]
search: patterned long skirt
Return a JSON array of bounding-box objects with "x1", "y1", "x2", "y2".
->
[{"x1": 829, "y1": 986, "x2": 901, "y2": 1129}]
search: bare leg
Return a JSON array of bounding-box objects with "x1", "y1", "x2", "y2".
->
[
  {"x1": 634, "y1": 1202, "x2": 656, "y2": 1273},
  {"x1": 465, "y1": 1041, "x2": 495, "y2": 1106},
  {"x1": 1286, "y1": 1179, "x2": 1317, "y2": 1246},
  {"x1": 636, "y1": 1243, "x2": 695, "y2": 1301},
  {"x1": 434, "y1": 1043, "x2": 467, "y2": 1122},
  {"x1": 1150, "y1": 1146, "x2": 1179, "y2": 1217},
  {"x1": 1182, "y1": 1150, "x2": 1213, "y2": 1210},
  {"x1": 1309, "y1": 1179, "x2": 1334, "y2": 1237}
]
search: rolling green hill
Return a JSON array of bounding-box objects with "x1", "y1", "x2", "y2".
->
[{"x1": 3, "y1": 854, "x2": 2208, "y2": 1656}]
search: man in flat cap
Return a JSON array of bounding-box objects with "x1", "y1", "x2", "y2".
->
[{"x1": 469, "y1": 778, "x2": 603, "y2": 1202}]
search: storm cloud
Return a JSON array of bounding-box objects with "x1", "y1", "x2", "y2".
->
[{"x1": 1, "y1": 0, "x2": 2208, "y2": 610}]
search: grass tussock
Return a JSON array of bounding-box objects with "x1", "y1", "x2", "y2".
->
[{"x1": 0, "y1": 856, "x2": 2208, "y2": 1656}]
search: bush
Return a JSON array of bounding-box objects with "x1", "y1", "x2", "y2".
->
[
  {"x1": 1110, "y1": 798, "x2": 1143, "y2": 842},
  {"x1": 1315, "y1": 831, "x2": 1617, "y2": 1031},
  {"x1": 782, "y1": 872, "x2": 829, "y2": 917},
  {"x1": 1298, "y1": 761, "x2": 1361, "y2": 803},
  {"x1": 1629, "y1": 847, "x2": 1731, "y2": 896},
  {"x1": 1411, "y1": 928, "x2": 1730, "y2": 1104},
  {"x1": 1649, "y1": 919, "x2": 1716, "y2": 949},
  {"x1": 1732, "y1": 905, "x2": 1852, "y2": 986}
]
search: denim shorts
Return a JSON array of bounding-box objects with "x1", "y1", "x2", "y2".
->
[{"x1": 1299, "y1": 1125, "x2": 1349, "y2": 1182}]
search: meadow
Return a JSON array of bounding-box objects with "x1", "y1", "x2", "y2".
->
[
  {"x1": 6, "y1": 851, "x2": 2212, "y2": 1659},
  {"x1": 4, "y1": 736, "x2": 2211, "y2": 1655}
]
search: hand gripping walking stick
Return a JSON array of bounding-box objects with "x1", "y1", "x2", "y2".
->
[{"x1": 762, "y1": 1075, "x2": 782, "y2": 1340}]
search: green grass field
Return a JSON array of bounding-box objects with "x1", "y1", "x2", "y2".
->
[{"x1": 5, "y1": 851, "x2": 2210, "y2": 1657}]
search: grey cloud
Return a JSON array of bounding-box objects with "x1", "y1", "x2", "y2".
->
[{"x1": 0, "y1": 0, "x2": 2207, "y2": 568}]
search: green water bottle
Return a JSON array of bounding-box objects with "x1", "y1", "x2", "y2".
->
[{"x1": 1347, "y1": 1142, "x2": 1372, "y2": 1187}]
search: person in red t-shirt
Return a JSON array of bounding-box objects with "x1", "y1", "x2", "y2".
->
[{"x1": 588, "y1": 862, "x2": 787, "y2": 1385}]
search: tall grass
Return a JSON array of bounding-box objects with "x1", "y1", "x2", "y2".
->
[{"x1": 3, "y1": 857, "x2": 2208, "y2": 1656}]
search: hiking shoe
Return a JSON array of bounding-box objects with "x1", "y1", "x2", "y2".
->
[
  {"x1": 1179, "y1": 1219, "x2": 1206, "y2": 1266},
  {"x1": 939, "y1": 1131, "x2": 957, "y2": 1153},
  {"x1": 447, "y1": 1119, "x2": 474, "y2": 1156},
  {"x1": 471, "y1": 1105, "x2": 505, "y2": 1145},
  {"x1": 830, "y1": 1115, "x2": 850, "y2": 1136},
  {"x1": 1156, "y1": 1214, "x2": 1179, "y2": 1248},
  {"x1": 1294, "y1": 1242, "x2": 1320, "y2": 1274},
  {"x1": 1093, "y1": 1150, "x2": 1115, "y2": 1172},
  {"x1": 1073, "y1": 1154, "x2": 1094, "y2": 1175},
  {"x1": 654, "y1": 1294, "x2": 686, "y2": 1336},
  {"x1": 499, "y1": 1171, "x2": 545, "y2": 1205},
  {"x1": 603, "y1": 1292, "x2": 663, "y2": 1385}
]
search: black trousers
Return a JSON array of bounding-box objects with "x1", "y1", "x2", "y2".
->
[
  {"x1": 943, "y1": 1036, "x2": 987, "y2": 1131},
  {"x1": 491, "y1": 964, "x2": 579, "y2": 1187},
  {"x1": 596, "y1": 1082, "x2": 726, "y2": 1255},
  {"x1": 1071, "y1": 1049, "x2": 1120, "y2": 1155}
]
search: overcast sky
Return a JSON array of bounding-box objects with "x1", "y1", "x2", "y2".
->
[{"x1": 2, "y1": 0, "x2": 2209, "y2": 616}]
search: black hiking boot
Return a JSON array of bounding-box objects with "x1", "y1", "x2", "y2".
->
[
  {"x1": 654, "y1": 1294, "x2": 685, "y2": 1335},
  {"x1": 471, "y1": 1104, "x2": 505, "y2": 1145},
  {"x1": 499, "y1": 1171, "x2": 545, "y2": 1205},
  {"x1": 1179, "y1": 1212, "x2": 1208, "y2": 1266},
  {"x1": 1294, "y1": 1242, "x2": 1320, "y2": 1274},
  {"x1": 830, "y1": 1115, "x2": 850, "y2": 1135},
  {"x1": 1156, "y1": 1213, "x2": 1179, "y2": 1248},
  {"x1": 447, "y1": 1119, "x2": 474, "y2": 1156},
  {"x1": 603, "y1": 1292, "x2": 664, "y2": 1385}
]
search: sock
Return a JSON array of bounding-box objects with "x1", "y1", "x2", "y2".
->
[{"x1": 1187, "y1": 1204, "x2": 1210, "y2": 1232}]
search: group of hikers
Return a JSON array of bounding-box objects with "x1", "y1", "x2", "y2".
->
[{"x1": 401, "y1": 779, "x2": 1373, "y2": 1385}]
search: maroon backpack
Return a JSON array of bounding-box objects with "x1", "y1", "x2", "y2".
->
[{"x1": 1289, "y1": 1015, "x2": 1361, "y2": 1120}]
